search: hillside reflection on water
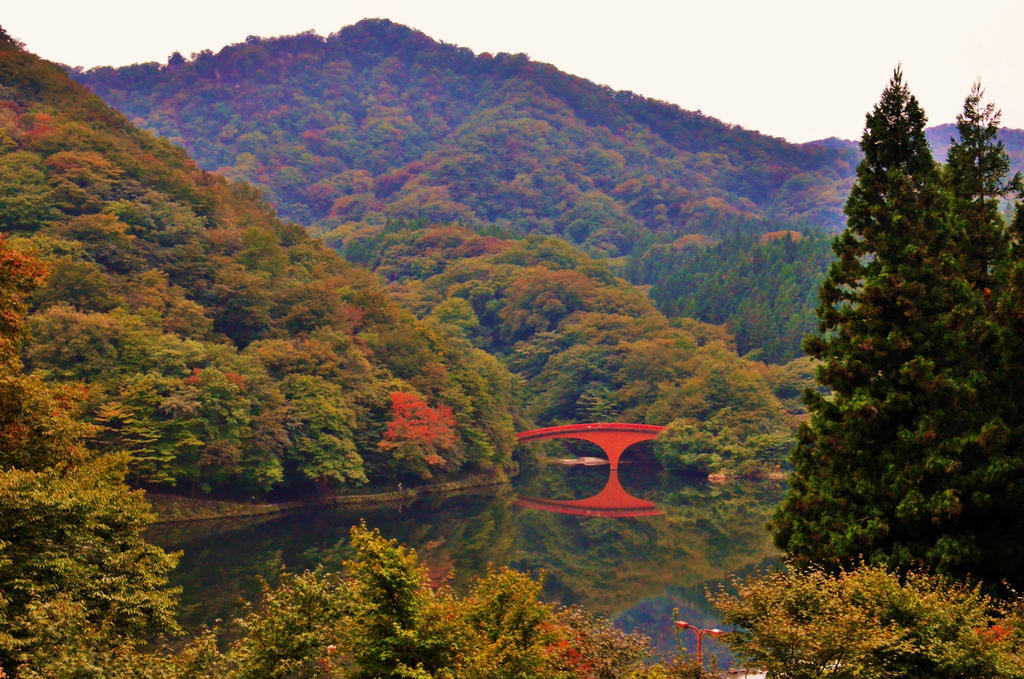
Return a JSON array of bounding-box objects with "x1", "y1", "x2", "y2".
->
[{"x1": 148, "y1": 449, "x2": 783, "y2": 654}]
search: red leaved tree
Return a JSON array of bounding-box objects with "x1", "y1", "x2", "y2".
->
[{"x1": 379, "y1": 391, "x2": 457, "y2": 479}]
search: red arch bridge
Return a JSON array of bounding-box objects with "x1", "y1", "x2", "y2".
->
[{"x1": 514, "y1": 422, "x2": 665, "y2": 517}]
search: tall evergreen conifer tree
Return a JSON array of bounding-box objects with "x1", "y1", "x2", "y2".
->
[
  {"x1": 776, "y1": 73, "x2": 1024, "y2": 587},
  {"x1": 772, "y1": 70, "x2": 960, "y2": 573},
  {"x1": 946, "y1": 83, "x2": 1020, "y2": 287},
  {"x1": 939, "y1": 84, "x2": 1024, "y2": 586}
]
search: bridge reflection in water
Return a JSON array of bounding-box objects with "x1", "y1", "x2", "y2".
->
[{"x1": 515, "y1": 423, "x2": 666, "y2": 517}]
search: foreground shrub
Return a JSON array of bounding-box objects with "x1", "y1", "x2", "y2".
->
[{"x1": 711, "y1": 563, "x2": 1024, "y2": 679}]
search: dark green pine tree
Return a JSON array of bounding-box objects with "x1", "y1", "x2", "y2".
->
[
  {"x1": 946, "y1": 82, "x2": 1020, "y2": 289},
  {"x1": 1003, "y1": 209, "x2": 1024, "y2": 499},
  {"x1": 772, "y1": 70, "x2": 963, "y2": 574},
  {"x1": 940, "y1": 83, "x2": 1024, "y2": 587}
]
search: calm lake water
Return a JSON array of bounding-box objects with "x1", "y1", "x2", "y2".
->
[{"x1": 149, "y1": 449, "x2": 784, "y2": 657}]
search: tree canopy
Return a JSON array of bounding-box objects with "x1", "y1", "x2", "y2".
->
[
  {"x1": 342, "y1": 222, "x2": 805, "y2": 476},
  {"x1": 0, "y1": 235, "x2": 180, "y2": 674},
  {"x1": 0, "y1": 31, "x2": 519, "y2": 498},
  {"x1": 73, "y1": 19, "x2": 857, "y2": 245}
]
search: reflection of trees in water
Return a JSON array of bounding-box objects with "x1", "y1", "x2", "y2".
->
[
  {"x1": 150, "y1": 488, "x2": 520, "y2": 635},
  {"x1": 659, "y1": 481, "x2": 784, "y2": 569},
  {"x1": 152, "y1": 469, "x2": 783, "y2": 644},
  {"x1": 614, "y1": 555, "x2": 778, "y2": 657},
  {"x1": 511, "y1": 467, "x2": 783, "y2": 617}
]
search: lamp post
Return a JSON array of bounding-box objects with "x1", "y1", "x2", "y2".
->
[{"x1": 674, "y1": 620, "x2": 724, "y2": 665}]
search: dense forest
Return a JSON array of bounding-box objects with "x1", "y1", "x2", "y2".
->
[
  {"x1": 0, "y1": 27, "x2": 800, "y2": 676},
  {"x1": 73, "y1": 19, "x2": 858, "y2": 249},
  {"x1": 69, "y1": 19, "x2": 856, "y2": 366},
  {"x1": 340, "y1": 222, "x2": 806, "y2": 474},
  {"x1": 627, "y1": 230, "x2": 834, "y2": 362},
  {"x1": 0, "y1": 33, "x2": 523, "y2": 499},
  {"x1": 0, "y1": 23, "x2": 805, "y2": 507},
  {"x1": 71, "y1": 20, "x2": 1024, "y2": 367}
]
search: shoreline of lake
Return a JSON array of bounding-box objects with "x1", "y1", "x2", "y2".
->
[{"x1": 144, "y1": 472, "x2": 509, "y2": 524}]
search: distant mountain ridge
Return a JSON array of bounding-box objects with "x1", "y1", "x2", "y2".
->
[
  {"x1": 72, "y1": 18, "x2": 859, "y2": 251},
  {"x1": 806, "y1": 126, "x2": 1024, "y2": 178},
  {"x1": 69, "y1": 20, "x2": 1024, "y2": 252},
  {"x1": 66, "y1": 20, "x2": 1024, "y2": 366}
]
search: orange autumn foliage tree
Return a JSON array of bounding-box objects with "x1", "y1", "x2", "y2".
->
[
  {"x1": 0, "y1": 235, "x2": 46, "y2": 359},
  {"x1": 380, "y1": 391, "x2": 458, "y2": 478}
]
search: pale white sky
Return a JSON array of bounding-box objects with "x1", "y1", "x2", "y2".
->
[{"x1": 4, "y1": 0, "x2": 1022, "y2": 143}]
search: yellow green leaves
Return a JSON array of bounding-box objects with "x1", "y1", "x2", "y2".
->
[{"x1": 713, "y1": 564, "x2": 1021, "y2": 679}]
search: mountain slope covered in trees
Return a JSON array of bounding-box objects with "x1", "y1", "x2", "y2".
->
[
  {"x1": 68, "y1": 24, "x2": 1024, "y2": 367},
  {"x1": 73, "y1": 19, "x2": 859, "y2": 253},
  {"x1": 628, "y1": 230, "x2": 834, "y2": 362},
  {"x1": 0, "y1": 23, "x2": 808, "y2": 503},
  {"x1": 0, "y1": 31, "x2": 521, "y2": 499},
  {"x1": 341, "y1": 222, "x2": 806, "y2": 474},
  {"x1": 0, "y1": 29, "x2": 792, "y2": 675}
]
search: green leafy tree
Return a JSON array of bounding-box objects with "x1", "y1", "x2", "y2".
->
[
  {"x1": 0, "y1": 237, "x2": 179, "y2": 675},
  {"x1": 459, "y1": 566, "x2": 565, "y2": 679},
  {"x1": 0, "y1": 151, "x2": 54, "y2": 230},
  {"x1": 284, "y1": 374, "x2": 367, "y2": 489},
  {"x1": 223, "y1": 569, "x2": 352, "y2": 679},
  {"x1": 344, "y1": 524, "x2": 465, "y2": 678}
]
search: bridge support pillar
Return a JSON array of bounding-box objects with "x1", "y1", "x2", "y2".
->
[
  {"x1": 514, "y1": 423, "x2": 667, "y2": 517},
  {"x1": 516, "y1": 423, "x2": 665, "y2": 470}
]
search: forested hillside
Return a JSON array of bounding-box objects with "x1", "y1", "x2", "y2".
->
[
  {"x1": 0, "y1": 33, "x2": 521, "y2": 499},
  {"x1": 73, "y1": 19, "x2": 858, "y2": 252},
  {"x1": 629, "y1": 230, "x2": 834, "y2": 362},
  {"x1": 68, "y1": 23, "x2": 1024, "y2": 369},
  {"x1": 0, "y1": 23, "x2": 809, "y2": 507},
  {"x1": 341, "y1": 222, "x2": 806, "y2": 474},
  {"x1": 0, "y1": 28, "x2": 798, "y2": 676}
]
